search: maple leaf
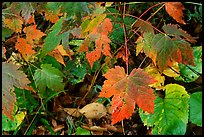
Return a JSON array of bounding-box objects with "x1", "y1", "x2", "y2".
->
[
  {"x1": 27, "y1": 15, "x2": 36, "y2": 24},
  {"x1": 45, "y1": 9, "x2": 61, "y2": 23},
  {"x1": 2, "y1": 62, "x2": 31, "y2": 121},
  {"x1": 162, "y1": 24, "x2": 196, "y2": 43},
  {"x1": 136, "y1": 33, "x2": 157, "y2": 64},
  {"x1": 141, "y1": 32, "x2": 195, "y2": 71},
  {"x1": 99, "y1": 66, "x2": 157, "y2": 125},
  {"x1": 4, "y1": 18, "x2": 23, "y2": 33},
  {"x1": 152, "y1": 34, "x2": 195, "y2": 71},
  {"x1": 15, "y1": 38, "x2": 36, "y2": 60},
  {"x1": 23, "y1": 25, "x2": 46, "y2": 44},
  {"x1": 133, "y1": 19, "x2": 154, "y2": 34},
  {"x1": 139, "y1": 84, "x2": 189, "y2": 135},
  {"x1": 80, "y1": 18, "x2": 113, "y2": 68},
  {"x1": 165, "y1": 2, "x2": 186, "y2": 24},
  {"x1": 34, "y1": 64, "x2": 65, "y2": 92}
]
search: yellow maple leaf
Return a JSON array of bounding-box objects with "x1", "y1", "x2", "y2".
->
[
  {"x1": 4, "y1": 18, "x2": 23, "y2": 33},
  {"x1": 144, "y1": 64, "x2": 165, "y2": 90}
]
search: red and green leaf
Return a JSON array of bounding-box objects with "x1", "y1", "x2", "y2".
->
[
  {"x1": 2, "y1": 62, "x2": 31, "y2": 121},
  {"x1": 141, "y1": 32, "x2": 195, "y2": 71},
  {"x1": 99, "y1": 66, "x2": 157, "y2": 125}
]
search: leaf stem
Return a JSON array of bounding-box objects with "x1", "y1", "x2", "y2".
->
[{"x1": 122, "y1": 2, "x2": 129, "y2": 74}]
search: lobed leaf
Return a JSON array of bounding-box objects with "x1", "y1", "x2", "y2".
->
[
  {"x1": 162, "y1": 24, "x2": 196, "y2": 43},
  {"x1": 142, "y1": 32, "x2": 195, "y2": 71},
  {"x1": 99, "y1": 66, "x2": 157, "y2": 125},
  {"x1": 34, "y1": 64, "x2": 65, "y2": 92},
  {"x1": 2, "y1": 62, "x2": 31, "y2": 121}
]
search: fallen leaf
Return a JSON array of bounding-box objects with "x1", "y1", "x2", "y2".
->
[
  {"x1": 45, "y1": 9, "x2": 61, "y2": 23},
  {"x1": 63, "y1": 108, "x2": 81, "y2": 118},
  {"x1": 79, "y1": 103, "x2": 107, "y2": 119},
  {"x1": 23, "y1": 25, "x2": 46, "y2": 44}
]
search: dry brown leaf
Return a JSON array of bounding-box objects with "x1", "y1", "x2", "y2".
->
[
  {"x1": 79, "y1": 103, "x2": 107, "y2": 119},
  {"x1": 63, "y1": 108, "x2": 81, "y2": 118},
  {"x1": 64, "y1": 103, "x2": 107, "y2": 120}
]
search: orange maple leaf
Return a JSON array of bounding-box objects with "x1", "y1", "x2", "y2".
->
[
  {"x1": 99, "y1": 66, "x2": 157, "y2": 125},
  {"x1": 27, "y1": 15, "x2": 36, "y2": 24},
  {"x1": 165, "y1": 2, "x2": 186, "y2": 24},
  {"x1": 80, "y1": 18, "x2": 113, "y2": 68},
  {"x1": 23, "y1": 25, "x2": 46, "y2": 44},
  {"x1": 15, "y1": 38, "x2": 36, "y2": 60},
  {"x1": 116, "y1": 47, "x2": 130, "y2": 62}
]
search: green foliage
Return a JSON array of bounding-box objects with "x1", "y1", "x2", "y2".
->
[
  {"x1": 64, "y1": 60, "x2": 88, "y2": 85},
  {"x1": 139, "y1": 84, "x2": 189, "y2": 135},
  {"x1": 189, "y1": 92, "x2": 202, "y2": 127},
  {"x1": 186, "y1": 4, "x2": 202, "y2": 23},
  {"x1": 34, "y1": 64, "x2": 65, "y2": 93},
  {"x1": 14, "y1": 88, "x2": 39, "y2": 113},
  {"x1": 41, "y1": 55, "x2": 62, "y2": 70},
  {"x1": 76, "y1": 127, "x2": 91, "y2": 135},
  {"x1": 42, "y1": 17, "x2": 65, "y2": 55},
  {"x1": 2, "y1": 27, "x2": 13, "y2": 41}
]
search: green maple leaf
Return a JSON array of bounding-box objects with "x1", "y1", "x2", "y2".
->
[{"x1": 34, "y1": 64, "x2": 65, "y2": 92}]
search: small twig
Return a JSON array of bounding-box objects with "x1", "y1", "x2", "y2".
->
[
  {"x1": 122, "y1": 2, "x2": 129, "y2": 74},
  {"x1": 121, "y1": 120, "x2": 125, "y2": 135},
  {"x1": 138, "y1": 56, "x2": 147, "y2": 68}
]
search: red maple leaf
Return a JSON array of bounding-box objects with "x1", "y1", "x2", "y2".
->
[
  {"x1": 99, "y1": 66, "x2": 157, "y2": 125},
  {"x1": 165, "y1": 2, "x2": 186, "y2": 24},
  {"x1": 15, "y1": 38, "x2": 36, "y2": 60}
]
